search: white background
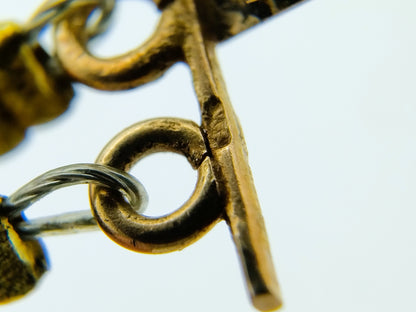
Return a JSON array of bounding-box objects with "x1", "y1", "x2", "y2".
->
[{"x1": 1, "y1": 0, "x2": 416, "y2": 311}]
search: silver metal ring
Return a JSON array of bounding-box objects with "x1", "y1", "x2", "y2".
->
[{"x1": 0, "y1": 163, "x2": 148, "y2": 238}]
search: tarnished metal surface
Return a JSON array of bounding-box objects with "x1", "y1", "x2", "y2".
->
[
  {"x1": 90, "y1": 118, "x2": 222, "y2": 253},
  {"x1": 53, "y1": 0, "x2": 308, "y2": 309},
  {"x1": 0, "y1": 23, "x2": 73, "y2": 155},
  {"x1": 0, "y1": 0, "x2": 309, "y2": 310},
  {"x1": 55, "y1": 0, "x2": 305, "y2": 89},
  {"x1": 0, "y1": 198, "x2": 48, "y2": 303}
]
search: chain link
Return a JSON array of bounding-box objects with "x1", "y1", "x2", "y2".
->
[
  {"x1": 25, "y1": 0, "x2": 115, "y2": 40},
  {"x1": 0, "y1": 163, "x2": 148, "y2": 238}
]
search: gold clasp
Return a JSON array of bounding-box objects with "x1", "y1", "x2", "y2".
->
[{"x1": 54, "y1": 0, "x2": 307, "y2": 310}]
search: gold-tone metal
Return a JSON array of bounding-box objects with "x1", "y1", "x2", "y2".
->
[
  {"x1": 54, "y1": 0, "x2": 306, "y2": 90},
  {"x1": 0, "y1": 0, "x2": 311, "y2": 309},
  {"x1": 0, "y1": 198, "x2": 48, "y2": 303},
  {"x1": 0, "y1": 22, "x2": 73, "y2": 155},
  {"x1": 90, "y1": 118, "x2": 222, "y2": 253},
  {"x1": 53, "y1": 1, "x2": 307, "y2": 310}
]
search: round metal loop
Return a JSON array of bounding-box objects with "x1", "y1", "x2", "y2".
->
[
  {"x1": 0, "y1": 164, "x2": 148, "y2": 238},
  {"x1": 26, "y1": 0, "x2": 115, "y2": 40},
  {"x1": 89, "y1": 118, "x2": 223, "y2": 254},
  {"x1": 54, "y1": 1, "x2": 184, "y2": 90}
]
